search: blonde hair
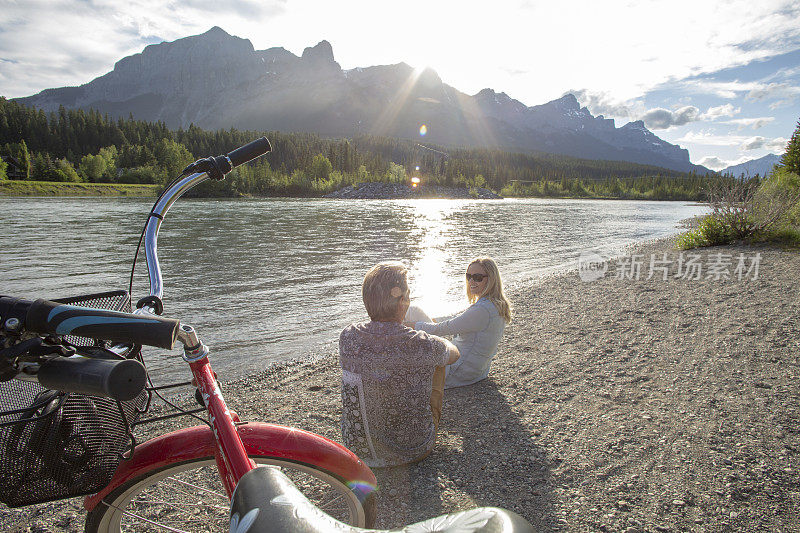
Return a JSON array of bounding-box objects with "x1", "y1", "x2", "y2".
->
[
  {"x1": 362, "y1": 261, "x2": 409, "y2": 321},
  {"x1": 466, "y1": 257, "x2": 512, "y2": 323}
]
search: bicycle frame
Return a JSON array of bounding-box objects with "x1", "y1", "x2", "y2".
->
[{"x1": 84, "y1": 166, "x2": 377, "y2": 513}]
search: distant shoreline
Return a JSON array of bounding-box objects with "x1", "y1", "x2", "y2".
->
[
  {"x1": 324, "y1": 182, "x2": 503, "y2": 199},
  {"x1": 0, "y1": 179, "x2": 709, "y2": 202},
  {"x1": 0, "y1": 180, "x2": 160, "y2": 197}
]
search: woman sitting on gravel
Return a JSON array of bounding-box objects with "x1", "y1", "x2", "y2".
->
[
  {"x1": 340, "y1": 261, "x2": 460, "y2": 467},
  {"x1": 409, "y1": 257, "x2": 512, "y2": 388}
]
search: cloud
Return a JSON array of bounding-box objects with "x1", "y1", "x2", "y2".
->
[
  {"x1": 746, "y1": 81, "x2": 799, "y2": 101},
  {"x1": 740, "y1": 136, "x2": 788, "y2": 151},
  {"x1": 684, "y1": 79, "x2": 800, "y2": 107},
  {"x1": 503, "y1": 67, "x2": 529, "y2": 76},
  {"x1": 700, "y1": 104, "x2": 740, "y2": 120},
  {"x1": 640, "y1": 106, "x2": 700, "y2": 129},
  {"x1": 679, "y1": 130, "x2": 789, "y2": 153},
  {"x1": 575, "y1": 93, "x2": 750, "y2": 132},
  {"x1": 725, "y1": 117, "x2": 776, "y2": 130},
  {"x1": 570, "y1": 89, "x2": 634, "y2": 120},
  {"x1": 678, "y1": 131, "x2": 746, "y2": 146},
  {"x1": 687, "y1": 80, "x2": 752, "y2": 99},
  {"x1": 698, "y1": 155, "x2": 736, "y2": 171}
]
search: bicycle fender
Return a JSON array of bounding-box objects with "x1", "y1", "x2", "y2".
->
[{"x1": 83, "y1": 422, "x2": 377, "y2": 511}]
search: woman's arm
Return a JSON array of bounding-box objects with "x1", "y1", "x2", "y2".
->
[{"x1": 415, "y1": 304, "x2": 490, "y2": 336}]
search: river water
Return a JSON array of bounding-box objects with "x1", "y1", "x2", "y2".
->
[{"x1": 0, "y1": 197, "x2": 706, "y2": 381}]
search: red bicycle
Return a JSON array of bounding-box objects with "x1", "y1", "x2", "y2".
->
[{"x1": 0, "y1": 139, "x2": 534, "y2": 533}]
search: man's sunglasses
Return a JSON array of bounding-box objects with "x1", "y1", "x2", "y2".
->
[{"x1": 465, "y1": 273, "x2": 489, "y2": 282}]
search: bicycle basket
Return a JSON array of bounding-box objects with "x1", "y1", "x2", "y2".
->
[{"x1": 0, "y1": 290, "x2": 148, "y2": 507}]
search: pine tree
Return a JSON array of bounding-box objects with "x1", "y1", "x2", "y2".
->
[
  {"x1": 18, "y1": 139, "x2": 30, "y2": 180},
  {"x1": 780, "y1": 117, "x2": 800, "y2": 175}
]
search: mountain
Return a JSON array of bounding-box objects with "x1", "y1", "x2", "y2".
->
[
  {"x1": 720, "y1": 153, "x2": 782, "y2": 178},
  {"x1": 15, "y1": 27, "x2": 709, "y2": 174}
]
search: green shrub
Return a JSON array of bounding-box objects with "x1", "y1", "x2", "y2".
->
[
  {"x1": 756, "y1": 168, "x2": 800, "y2": 229},
  {"x1": 698, "y1": 215, "x2": 733, "y2": 245},
  {"x1": 117, "y1": 165, "x2": 164, "y2": 184},
  {"x1": 675, "y1": 229, "x2": 708, "y2": 249},
  {"x1": 758, "y1": 226, "x2": 800, "y2": 246},
  {"x1": 676, "y1": 214, "x2": 733, "y2": 249},
  {"x1": 41, "y1": 159, "x2": 82, "y2": 182}
]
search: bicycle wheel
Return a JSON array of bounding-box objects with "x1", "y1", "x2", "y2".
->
[{"x1": 84, "y1": 455, "x2": 376, "y2": 532}]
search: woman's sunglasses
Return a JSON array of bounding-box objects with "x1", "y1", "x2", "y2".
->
[{"x1": 465, "y1": 273, "x2": 489, "y2": 282}]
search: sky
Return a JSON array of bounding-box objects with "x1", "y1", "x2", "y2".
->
[{"x1": 1, "y1": 0, "x2": 799, "y2": 171}]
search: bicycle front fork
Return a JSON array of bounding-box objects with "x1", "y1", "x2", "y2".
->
[{"x1": 179, "y1": 324, "x2": 255, "y2": 496}]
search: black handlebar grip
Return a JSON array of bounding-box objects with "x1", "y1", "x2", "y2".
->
[
  {"x1": 26, "y1": 299, "x2": 180, "y2": 350},
  {"x1": 38, "y1": 357, "x2": 147, "y2": 401},
  {"x1": 226, "y1": 137, "x2": 272, "y2": 168}
]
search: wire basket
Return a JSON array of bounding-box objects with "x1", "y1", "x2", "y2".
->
[{"x1": 0, "y1": 290, "x2": 148, "y2": 507}]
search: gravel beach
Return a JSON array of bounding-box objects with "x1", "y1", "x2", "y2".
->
[{"x1": 2, "y1": 237, "x2": 799, "y2": 532}]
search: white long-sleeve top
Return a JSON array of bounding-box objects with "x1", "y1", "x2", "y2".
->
[{"x1": 414, "y1": 297, "x2": 506, "y2": 388}]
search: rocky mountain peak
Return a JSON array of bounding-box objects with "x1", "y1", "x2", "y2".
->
[
  {"x1": 302, "y1": 40, "x2": 336, "y2": 64},
  {"x1": 416, "y1": 67, "x2": 442, "y2": 89},
  {"x1": 622, "y1": 120, "x2": 647, "y2": 130},
  {"x1": 554, "y1": 93, "x2": 580, "y2": 110},
  {"x1": 202, "y1": 26, "x2": 231, "y2": 39},
  {"x1": 115, "y1": 25, "x2": 254, "y2": 75},
  {"x1": 476, "y1": 88, "x2": 510, "y2": 100}
]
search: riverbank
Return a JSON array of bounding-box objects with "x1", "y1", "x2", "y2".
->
[
  {"x1": 324, "y1": 182, "x2": 503, "y2": 199},
  {"x1": 2, "y1": 237, "x2": 798, "y2": 532},
  {"x1": 0, "y1": 180, "x2": 159, "y2": 196}
]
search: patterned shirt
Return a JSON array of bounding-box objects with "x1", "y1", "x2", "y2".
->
[{"x1": 339, "y1": 321, "x2": 449, "y2": 467}]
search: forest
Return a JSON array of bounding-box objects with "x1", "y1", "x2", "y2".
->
[{"x1": 0, "y1": 97, "x2": 722, "y2": 199}]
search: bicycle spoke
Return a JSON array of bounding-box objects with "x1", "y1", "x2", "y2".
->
[
  {"x1": 164, "y1": 477, "x2": 227, "y2": 499},
  {"x1": 129, "y1": 500, "x2": 229, "y2": 511},
  {"x1": 316, "y1": 492, "x2": 347, "y2": 510},
  {"x1": 102, "y1": 501, "x2": 193, "y2": 533},
  {"x1": 161, "y1": 475, "x2": 226, "y2": 502}
]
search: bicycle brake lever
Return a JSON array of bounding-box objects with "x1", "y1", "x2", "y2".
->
[
  {"x1": 0, "y1": 337, "x2": 75, "y2": 364},
  {"x1": 182, "y1": 155, "x2": 232, "y2": 181}
]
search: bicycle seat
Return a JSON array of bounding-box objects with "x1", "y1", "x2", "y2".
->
[{"x1": 229, "y1": 466, "x2": 535, "y2": 533}]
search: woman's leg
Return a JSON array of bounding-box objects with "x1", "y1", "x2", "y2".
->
[{"x1": 404, "y1": 304, "x2": 433, "y2": 324}]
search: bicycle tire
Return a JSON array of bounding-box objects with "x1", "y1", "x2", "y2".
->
[{"x1": 84, "y1": 455, "x2": 376, "y2": 532}]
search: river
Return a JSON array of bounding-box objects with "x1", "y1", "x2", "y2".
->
[{"x1": 0, "y1": 197, "x2": 706, "y2": 381}]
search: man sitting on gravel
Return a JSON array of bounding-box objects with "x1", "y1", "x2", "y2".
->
[{"x1": 339, "y1": 261, "x2": 460, "y2": 467}]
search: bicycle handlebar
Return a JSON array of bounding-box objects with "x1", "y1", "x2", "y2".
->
[
  {"x1": 227, "y1": 137, "x2": 272, "y2": 168},
  {"x1": 143, "y1": 138, "x2": 272, "y2": 304},
  {"x1": 37, "y1": 356, "x2": 147, "y2": 401},
  {"x1": 23, "y1": 298, "x2": 180, "y2": 350}
]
